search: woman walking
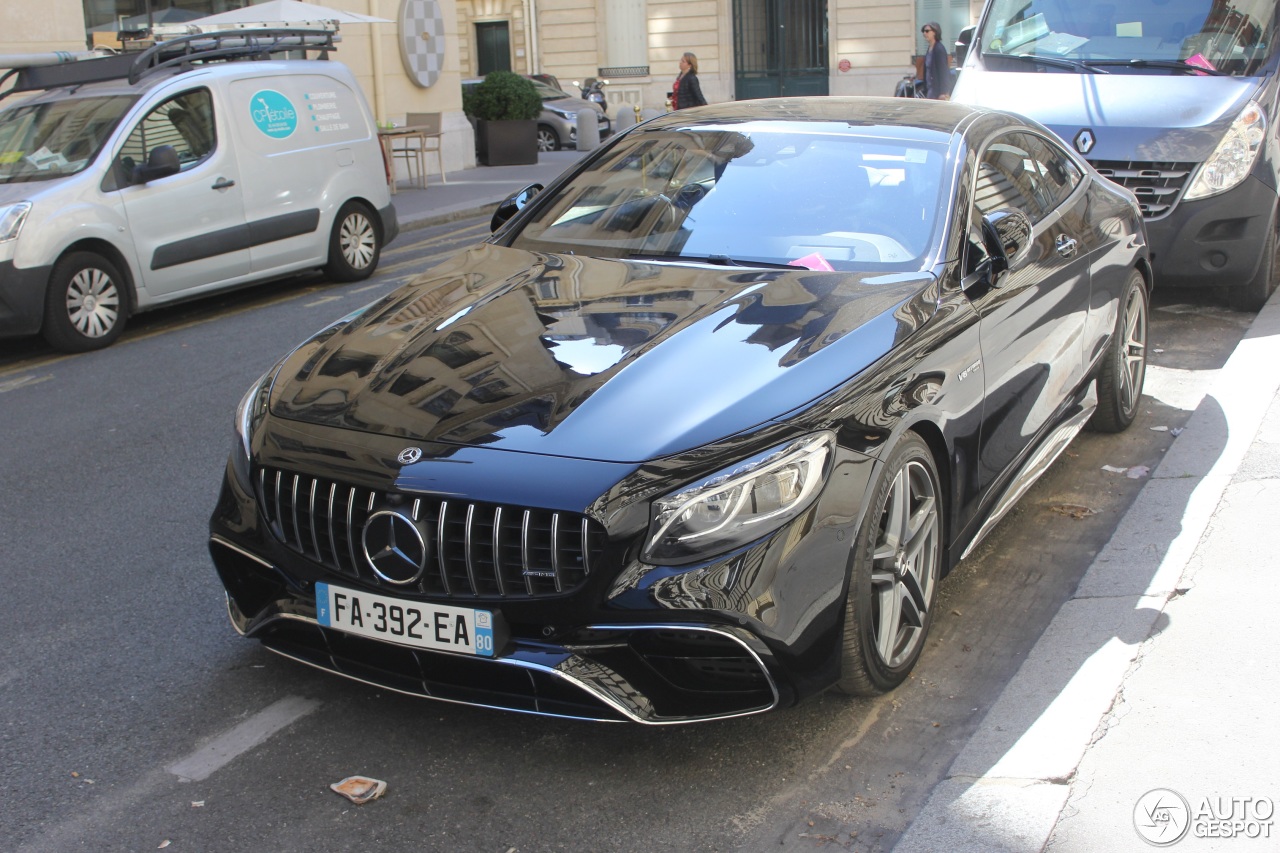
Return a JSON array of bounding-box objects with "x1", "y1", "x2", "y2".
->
[
  {"x1": 922, "y1": 23, "x2": 951, "y2": 100},
  {"x1": 672, "y1": 52, "x2": 708, "y2": 109}
]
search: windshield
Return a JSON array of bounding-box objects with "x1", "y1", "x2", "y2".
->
[
  {"x1": 0, "y1": 95, "x2": 133, "y2": 183},
  {"x1": 530, "y1": 78, "x2": 574, "y2": 100},
  {"x1": 507, "y1": 125, "x2": 949, "y2": 272},
  {"x1": 978, "y1": 0, "x2": 1279, "y2": 76}
]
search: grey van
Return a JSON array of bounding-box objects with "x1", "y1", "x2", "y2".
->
[{"x1": 952, "y1": 0, "x2": 1280, "y2": 309}]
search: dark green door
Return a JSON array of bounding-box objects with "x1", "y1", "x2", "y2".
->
[
  {"x1": 475, "y1": 22, "x2": 511, "y2": 76},
  {"x1": 733, "y1": 0, "x2": 829, "y2": 99}
]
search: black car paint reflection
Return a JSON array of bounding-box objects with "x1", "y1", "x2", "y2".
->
[{"x1": 209, "y1": 97, "x2": 1150, "y2": 723}]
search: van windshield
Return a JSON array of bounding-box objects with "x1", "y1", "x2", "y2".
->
[
  {"x1": 0, "y1": 95, "x2": 134, "y2": 183},
  {"x1": 978, "y1": 0, "x2": 1279, "y2": 77}
]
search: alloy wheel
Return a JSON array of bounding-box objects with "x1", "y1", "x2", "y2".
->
[
  {"x1": 869, "y1": 458, "x2": 940, "y2": 668},
  {"x1": 1118, "y1": 284, "x2": 1148, "y2": 419}
]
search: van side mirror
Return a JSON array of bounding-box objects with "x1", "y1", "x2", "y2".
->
[
  {"x1": 981, "y1": 208, "x2": 1033, "y2": 278},
  {"x1": 955, "y1": 25, "x2": 976, "y2": 66},
  {"x1": 131, "y1": 145, "x2": 181, "y2": 184},
  {"x1": 490, "y1": 183, "x2": 544, "y2": 232}
]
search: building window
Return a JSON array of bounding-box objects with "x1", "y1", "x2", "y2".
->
[{"x1": 602, "y1": 0, "x2": 648, "y2": 76}]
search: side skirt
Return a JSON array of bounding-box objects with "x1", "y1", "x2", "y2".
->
[{"x1": 960, "y1": 383, "x2": 1097, "y2": 561}]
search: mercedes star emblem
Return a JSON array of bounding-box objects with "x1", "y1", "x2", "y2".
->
[
  {"x1": 1074, "y1": 128, "x2": 1095, "y2": 155},
  {"x1": 397, "y1": 447, "x2": 423, "y2": 465},
  {"x1": 362, "y1": 510, "x2": 428, "y2": 585}
]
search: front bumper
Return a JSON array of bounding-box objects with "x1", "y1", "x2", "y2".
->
[
  {"x1": 213, "y1": 533, "x2": 780, "y2": 723},
  {"x1": 1146, "y1": 174, "x2": 1276, "y2": 288},
  {"x1": 0, "y1": 259, "x2": 50, "y2": 339}
]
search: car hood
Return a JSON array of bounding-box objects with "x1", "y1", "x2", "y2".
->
[
  {"x1": 269, "y1": 244, "x2": 932, "y2": 463},
  {"x1": 953, "y1": 70, "x2": 1260, "y2": 161},
  {"x1": 545, "y1": 94, "x2": 604, "y2": 115}
]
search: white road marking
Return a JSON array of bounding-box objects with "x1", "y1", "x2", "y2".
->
[
  {"x1": 166, "y1": 696, "x2": 320, "y2": 782},
  {"x1": 305, "y1": 295, "x2": 345, "y2": 307},
  {"x1": 0, "y1": 374, "x2": 52, "y2": 393}
]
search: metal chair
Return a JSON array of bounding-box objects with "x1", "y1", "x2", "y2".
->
[{"x1": 389, "y1": 112, "x2": 446, "y2": 189}]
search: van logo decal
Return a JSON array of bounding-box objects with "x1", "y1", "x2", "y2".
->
[
  {"x1": 250, "y1": 89, "x2": 298, "y2": 139},
  {"x1": 1074, "y1": 128, "x2": 1095, "y2": 155}
]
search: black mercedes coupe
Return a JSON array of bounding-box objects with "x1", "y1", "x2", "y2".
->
[{"x1": 209, "y1": 97, "x2": 1150, "y2": 724}]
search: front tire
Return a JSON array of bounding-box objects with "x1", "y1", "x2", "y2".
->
[
  {"x1": 835, "y1": 433, "x2": 943, "y2": 696},
  {"x1": 1090, "y1": 269, "x2": 1148, "y2": 433},
  {"x1": 536, "y1": 125, "x2": 561, "y2": 152},
  {"x1": 324, "y1": 202, "x2": 381, "y2": 282},
  {"x1": 42, "y1": 251, "x2": 129, "y2": 352}
]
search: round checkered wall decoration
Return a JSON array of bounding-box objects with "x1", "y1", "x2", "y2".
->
[{"x1": 398, "y1": 0, "x2": 446, "y2": 88}]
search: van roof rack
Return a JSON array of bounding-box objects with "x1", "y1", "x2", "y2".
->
[{"x1": 0, "y1": 28, "x2": 338, "y2": 100}]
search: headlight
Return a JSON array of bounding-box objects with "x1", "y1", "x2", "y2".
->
[
  {"x1": 233, "y1": 369, "x2": 276, "y2": 479},
  {"x1": 0, "y1": 202, "x2": 31, "y2": 242},
  {"x1": 643, "y1": 432, "x2": 835, "y2": 565},
  {"x1": 547, "y1": 106, "x2": 576, "y2": 120},
  {"x1": 1184, "y1": 101, "x2": 1266, "y2": 201}
]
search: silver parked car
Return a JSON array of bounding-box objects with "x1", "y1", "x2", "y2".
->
[{"x1": 463, "y1": 76, "x2": 611, "y2": 151}]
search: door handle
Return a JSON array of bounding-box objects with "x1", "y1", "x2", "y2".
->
[
  {"x1": 1055, "y1": 235, "x2": 1078, "y2": 258},
  {"x1": 211, "y1": 177, "x2": 236, "y2": 190}
]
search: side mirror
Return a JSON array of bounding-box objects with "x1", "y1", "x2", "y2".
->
[
  {"x1": 955, "y1": 25, "x2": 976, "y2": 66},
  {"x1": 490, "y1": 183, "x2": 544, "y2": 232},
  {"x1": 131, "y1": 144, "x2": 180, "y2": 184},
  {"x1": 981, "y1": 208, "x2": 1033, "y2": 277}
]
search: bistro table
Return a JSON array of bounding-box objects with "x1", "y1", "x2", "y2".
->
[{"x1": 377, "y1": 123, "x2": 445, "y2": 193}]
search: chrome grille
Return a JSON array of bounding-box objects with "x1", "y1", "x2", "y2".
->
[
  {"x1": 1089, "y1": 160, "x2": 1197, "y2": 220},
  {"x1": 256, "y1": 466, "x2": 604, "y2": 598}
]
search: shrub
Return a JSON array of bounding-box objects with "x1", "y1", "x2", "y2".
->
[{"x1": 463, "y1": 71, "x2": 542, "y2": 122}]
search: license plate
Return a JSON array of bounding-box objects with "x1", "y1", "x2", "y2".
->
[{"x1": 315, "y1": 583, "x2": 497, "y2": 657}]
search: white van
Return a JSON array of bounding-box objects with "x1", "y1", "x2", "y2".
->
[{"x1": 0, "y1": 29, "x2": 398, "y2": 351}]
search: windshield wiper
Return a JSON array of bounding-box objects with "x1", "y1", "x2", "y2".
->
[
  {"x1": 1003, "y1": 53, "x2": 1110, "y2": 73},
  {"x1": 1081, "y1": 58, "x2": 1226, "y2": 76},
  {"x1": 626, "y1": 252, "x2": 799, "y2": 269}
]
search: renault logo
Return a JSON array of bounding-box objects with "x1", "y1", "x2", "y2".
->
[
  {"x1": 362, "y1": 510, "x2": 428, "y2": 585},
  {"x1": 397, "y1": 447, "x2": 423, "y2": 465},
  {"x1": 1074, "y1": 128, "x2": 1095, "y2": 155}
]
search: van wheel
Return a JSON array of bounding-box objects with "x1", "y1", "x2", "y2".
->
[
  {"x1": 537, "y1": 125, "x2": 560, "y2": 152},
  {"x1": 42, "y1": 251, "x2": 129, "y2": 352},
  {"x1": 325, "y1": 202, "x2": 381, "y2": 282},
  {"x1": 1229, "y1": 218, "x2": 1279, "y2": 311}
]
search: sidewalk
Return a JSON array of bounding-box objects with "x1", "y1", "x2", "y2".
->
[
  {"x1": 896, "y1": 289, "x2": 1280, "y2": 851},
  {"x1": 387, "y1": 149, "x2": 589, "y2": 231}
]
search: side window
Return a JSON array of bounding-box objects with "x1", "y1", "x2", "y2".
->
[
  {"x1": 1021, "y1": 133, "x2": 1082, "y2": 211},
  {"x1": 974, "y1": 134, "x2": 1048, "y2": 222},
  {"x1": 117, "y1": 88, "x2": 215, "y2": 178}
]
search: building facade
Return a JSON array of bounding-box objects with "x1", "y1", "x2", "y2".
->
[{"x1": 5, "y1": 0, "x2": 982, "y2": 176}]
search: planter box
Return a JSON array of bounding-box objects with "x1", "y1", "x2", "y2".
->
[{"x1": 476, "y1": 119, "x2": 538, "y2": 166}]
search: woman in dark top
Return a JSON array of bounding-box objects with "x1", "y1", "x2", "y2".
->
[
  {"x1": 922, "y1": 22, "x2": 951, "y2": 100},
  {"x1": 673, "y1": 52, "x2": 708, "y2": 109}
]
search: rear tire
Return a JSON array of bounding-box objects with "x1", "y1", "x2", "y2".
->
[
  {"x1": 1090, "y1": 270, "x2": 1148, "y2": 433},
  {"x1": 41, "y1": 251, "x2": 129, "y2": 352},
  {"x1": 1229, "y1": 217, "x2": 1279, "y2": 312},
  {"x1": 834, "y1": 433, "x2": 943, "y2": 696},
  {"x1": 324, "y1": 202, "x2": 381, "y2": 282}
]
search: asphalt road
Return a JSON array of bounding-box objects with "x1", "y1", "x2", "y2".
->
[{"x1": 0, "y1": 220, "x2": 1255, "y2": 852}]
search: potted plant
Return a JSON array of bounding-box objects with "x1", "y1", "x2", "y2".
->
[{"x1": 463, "y1": 71, "x2": 542, "y2": 166}]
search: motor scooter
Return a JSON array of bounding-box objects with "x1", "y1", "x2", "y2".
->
[
  {"x1": 573, "y1": 77, "x2": 608, "y2": 112},
  {"x1": 893, "y1": 72, "x2": 925, "y2": 98}
]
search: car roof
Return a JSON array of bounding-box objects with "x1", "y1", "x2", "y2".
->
[{"x1": 641, "y1": 96, "x2": 997, "y2": 141}]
